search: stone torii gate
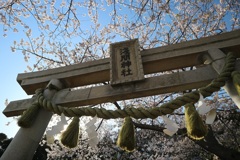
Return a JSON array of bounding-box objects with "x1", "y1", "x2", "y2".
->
[{"x1": 1, "y1": 30, "x2": 240, "y2": 159}]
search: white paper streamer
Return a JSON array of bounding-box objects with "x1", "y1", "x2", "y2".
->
[
  {"x1": 46, "y1": 114, "x2": 68, "y2": 144},
  {"x1": 196, "y1": 93, "x2": 217, "y2": 125},
  {"x1": 206, "y1": 109, "x2": 217, "y2": 124},
  {"x1": 163, "y1": 129, "x2": 175, "y2": 136},
  {"x1": 46, "y1": 134, "x2": 54, "y2": 144},
  {"x1": 88, "y1": 137, "x2": 99, "y2": 147},
  {"x1": 162, "y1": 116, "x2": 179, "y2": 136},
  {"x1": 85, "y1": 116, "x2": 99, "y2": 147},
  {"x1": 197, "y1": 93, "x2": 211, "y2": 115}
]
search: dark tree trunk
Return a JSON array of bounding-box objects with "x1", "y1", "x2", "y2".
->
[{"x1": 192, "y1": 127, "x2": 240, "y2": 160}]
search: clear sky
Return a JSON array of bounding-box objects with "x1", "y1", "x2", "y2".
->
[{"x1": 0, "y1": 29, "x2": 31, "y2": 138}]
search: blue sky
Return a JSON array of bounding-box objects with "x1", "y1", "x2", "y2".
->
[{"x1": 0, "y1": 29, "x2": 31, "y2": 138}]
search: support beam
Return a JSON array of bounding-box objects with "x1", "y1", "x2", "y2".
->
[
  {"x1": 1, "y1": 79, "x2": 63, "y2": 160},
  {"x1": 4, "y1": 63, "x2": 229, "y2": 117},
  {"x1": 5, "y1": 60, "x2": 240, "y2": 117},
  {"x1": 17, "y1": 29, "x2": 240, "y2": 95},
  {"x1": 52, "y1": 65, "x2": 217, "y2": 107}
]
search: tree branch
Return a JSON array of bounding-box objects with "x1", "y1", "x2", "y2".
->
[{"x1": 192, "y1": 126, "x2": 240, "y2": 160}]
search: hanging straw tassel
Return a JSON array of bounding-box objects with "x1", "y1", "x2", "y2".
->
[
  {"x1": 61, "y1": 117, "x2": 80, "y2": 148},
  {"x1": 184, "y1": 103, "x2": 208, "y2": 140},
  {"x1": 18, "y1": 103, "x2": 40, "y2": 128},
  {"x1": 117, "y1": 117, "x2": 135, "y2": 152},
  {"x1": 232, "y1": 71, "x2": 240, "y2": 96}
]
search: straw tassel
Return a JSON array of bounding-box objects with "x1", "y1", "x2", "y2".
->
[
  {"x1": 184, "y1": 103, "x2": 208, "y2": 140},
  {"x1": 232, "y1": 71, "x2": 240, "y2": 96},
  {"x1": 117, "y1": 117, "x2": 135, "y2": 152},
  {"x1": 18, "y1": 103, "x2": 40, "y2": 128},
  {"x1": 61, "y1": 117, "x2": 80, "y2": 148}
]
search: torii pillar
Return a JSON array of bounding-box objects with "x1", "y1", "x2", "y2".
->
[{"x1": 1, "y1": 79, "x2": 63, "y2": 160}]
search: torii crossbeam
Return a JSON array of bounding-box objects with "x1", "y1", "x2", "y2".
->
[{"x1": 2, "y1": 30, "x2": 240, "y2": 160}]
